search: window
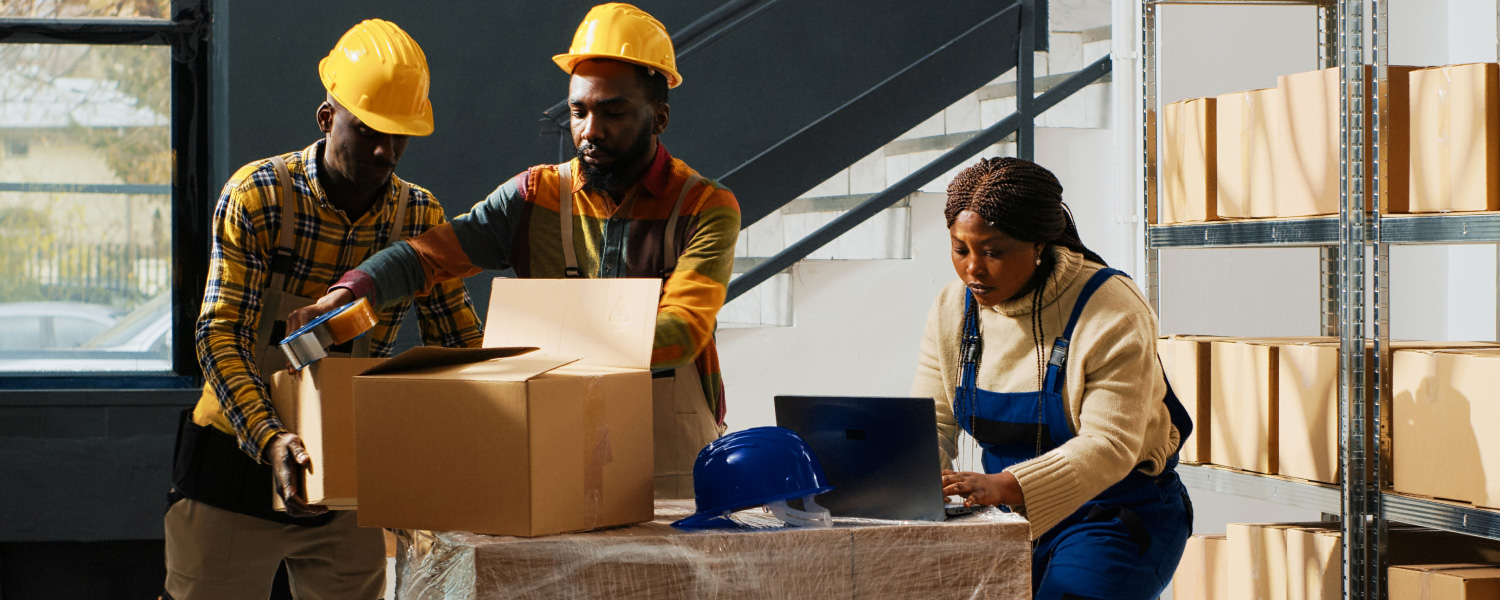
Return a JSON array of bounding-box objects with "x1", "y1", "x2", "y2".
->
[{"x1": 0, "y1": 0, "x2": 209, "y2": 386}]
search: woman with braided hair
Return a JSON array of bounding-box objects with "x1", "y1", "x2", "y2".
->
[{"x1": 913, "y1": 157, "x2": 1193, "y2": 599}]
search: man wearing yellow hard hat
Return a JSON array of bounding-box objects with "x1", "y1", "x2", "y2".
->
[
  {"x1": 164, "y1": 19, "x2": 483, "y2": 600},
  {"x1": 290, "y1": 3, "x2": 742, "y2": 499}
]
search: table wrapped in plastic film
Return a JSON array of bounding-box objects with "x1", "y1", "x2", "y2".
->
[{"x1": 396, "y1": 499, "x2": 1031, "y2": 599}]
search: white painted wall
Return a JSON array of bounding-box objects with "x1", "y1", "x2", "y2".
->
[{"x1": 717, "y1": 1, "x2": 1498, "y2": 594}]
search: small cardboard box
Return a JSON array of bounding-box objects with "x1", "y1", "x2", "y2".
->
[
  {"x1": 354, "y1": 278, "x2": 659, "y2": 537},
  {"x1": 1228, "y1": 522, "x2": 1325, "y2": 600},
  {"x1": 1211, "y1": 339, "x2": 1280, "y2": 474},
  {"x1": 1159, "y1": 335, "x2": 1218, "y2": 463},
  {"x1": 1275, "y1": 339, "x2": 1360, "y2": 485},
  {"x1": 1174, "y1": 533, "x2": 1229, "y2": 600},
  {"x1": 1389, "y1": 565, "x2": 1500, "y2": 599},
  {"x1": 1285, "y1": 525, "x2": 1340, "y2": 600},
  {"x1": 1217, "y1": 88, "x2": 1281, "y2": 218},
  {"x1": 1409, "y1": 63, "x2": 1500, "y2": 213},
  {"x1": 1393, "y1": 347, "x2": 1500, "y2": 509},
  {"x1": 1275, "y1": 66, "x2": 1415, "y2": 217},
  {"x1": 269, "y1": 357, "x2": 386, "y2": 509},
  {"x1": 1163, "y1": 97, "x2": 1219, "y2": 223}
]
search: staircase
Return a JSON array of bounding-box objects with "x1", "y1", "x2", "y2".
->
[{"x1": 720, "y1": 24, "x2": 1114, "y2": 328}]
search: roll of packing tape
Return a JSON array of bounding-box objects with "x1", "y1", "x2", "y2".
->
[
  {"x1": 322, "y1": 297, "x2": 377, "y2": 344},
  {"x1": 278, "y1": 297, "x2": 377, "y2": 370}
]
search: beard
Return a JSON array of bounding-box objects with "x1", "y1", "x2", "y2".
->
[{"x1": 577, "y1": 124, "x2": 654, "y2": 194}]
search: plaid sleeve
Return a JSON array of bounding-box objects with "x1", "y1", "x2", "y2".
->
[
  {"x1": 195, "y1": 163, "x2": 287, "y2": 461},
  {"x1": 650, "y1": 180, "x2": 740, "y2": 370},
  {"x1": 406, "y1": 186, "x2": 484, "y2": 349}
]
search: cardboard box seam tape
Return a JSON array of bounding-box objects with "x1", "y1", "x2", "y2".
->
[{"x1": 277, "y1": 298, "x2": 377, "y2": 370}]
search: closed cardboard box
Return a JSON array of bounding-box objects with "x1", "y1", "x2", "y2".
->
[
  {"x1": 269, "y1": 357, "x2": 385, "y2": 508},
  {"x1": 1160, "y1": 335, "x2": 1217, "y2": 463},
  {"x1": 1163, "y1": 97, "x2": 1219, "y2": 223},
  {"x1": 1275, "y1": 66, "x2": 1415, "y2": 217},
  {"x1": 1409, "y1": 63, "x2": 1500, "y2": 213},
  {"x1": 1285, "y1": 527, "x2": 1500, "y2": 600},
  {"x1": 355, "y1": 279, "x2": 659, "y2": 537},
  {"x1": 1393, "y1": 347, "x2": 1500, "y2": 509},
  {"x1": 1217, "y1": 88, "x2": 1280, "y2": 218},
  {"x1": 1211, "y1": 340, "x2": 1279, "y2": 474},
  {"x1": 1174, "y1": 533, "x2": 1229, "y2": 600},
  {"x1": 1228, "y1": 522, "x2": 1328, "y2": 600},
  {"x1": 1285, "y1": 525, "x2": 1340, "y2": 600},
  {"x1": 1276, "y1": 339, "x2": 1368, "y2": 485},
  {"x1": 1390, "y1": 565, "x2": 1500, "y2": 599}
]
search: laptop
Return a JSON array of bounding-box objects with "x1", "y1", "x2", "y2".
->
[{"x1": 774, "y1": 395, "x2": 956, "y2": 521}]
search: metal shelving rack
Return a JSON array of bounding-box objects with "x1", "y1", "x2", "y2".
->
[{"x1": 1144, "y1": 0, "x2": 1500, "y2": 597}]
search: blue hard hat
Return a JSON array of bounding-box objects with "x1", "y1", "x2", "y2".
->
[{"x1": 671, "y1": 426, "x2": 834, "y2": 529}]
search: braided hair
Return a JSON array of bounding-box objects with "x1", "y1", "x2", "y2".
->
[
  {"x1": 943, "y1": 157, "x2": 1103, "y2": 265},
  {"x1": 945, "y1": 157, "x2": 1103, "y2": 459}
]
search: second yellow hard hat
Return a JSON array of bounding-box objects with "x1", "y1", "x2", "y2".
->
[
  {"x1": 319, "y1": 19, "x2": 434, "y2": 136},
  {"x1": 553, "y1": 3, "x2": 681, "y2": 88}
]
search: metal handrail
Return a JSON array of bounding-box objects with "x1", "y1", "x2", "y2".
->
[{"x1": 726, "y1": 55, "x2": 1112, "y2": 302}]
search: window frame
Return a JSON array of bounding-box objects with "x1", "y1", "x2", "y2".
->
[{"x1": 0, "y1": 1, "x2": 211, "y2": 390}]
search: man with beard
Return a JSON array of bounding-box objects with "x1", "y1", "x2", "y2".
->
[{"x1": 288, "y1": 3, "x2": 741, "y2": 499}]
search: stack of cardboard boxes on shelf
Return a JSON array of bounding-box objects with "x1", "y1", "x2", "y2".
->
[
  {"x1": 1174, "y1": 522, "x2": 1500, "y2": 599},
  {"x1": 1159, "y1": 63, "x2": 1500, "y2": 223},
  {"x1": 1164, "y1": 336, "x2": 1500, "y2": 599},
  {"x1": 1161, "y1": 336, "x2": 1500, "y2": 504}
]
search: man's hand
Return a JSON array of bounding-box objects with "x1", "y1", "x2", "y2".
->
[
  {"x1": 285, "y1": 288, "x2": 355, "y2": 333},
  {"x1": 942, "y1": 469, "x2": 1024, "y2": 508},
  {"x1": 267, "y1": 432, "x2": 328, "y2": 518}
]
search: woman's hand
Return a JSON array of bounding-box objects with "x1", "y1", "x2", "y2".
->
[
  {"x1": 942, "y1": 469, "x2": 1025, "y2": 508},
  {"x1": 285, "y1": 288, "x2": 355, "y2": 333}
]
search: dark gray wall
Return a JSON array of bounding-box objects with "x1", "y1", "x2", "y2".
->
[
  {"x1": 1, "y1": 0, "x2": 1006, "y2": 544},
  {"x1": 211, "y1": 0, "x2": 1002, "y2": 343}
]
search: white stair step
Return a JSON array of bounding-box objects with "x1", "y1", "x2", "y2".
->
[{"x1": 720, "y1": 260, "x2": 792, "y2": 328}]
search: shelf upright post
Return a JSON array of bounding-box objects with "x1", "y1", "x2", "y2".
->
[
  {"x1": 1370, "y1": 0, "x2": 1392, "y2": 596},
  {"x1": 1319, "y1": 1, "x2": 1340, "y2": 338},
  {"x1": 1142, "y1": 0, "x2": 1160, "y2": 317},
  {"x1": 1337, "y1": 0, "x2": 1376, "y2": 597}
]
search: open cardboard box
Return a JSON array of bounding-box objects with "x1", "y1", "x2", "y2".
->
[{"x1": 353, "y1": 278, "x2": 659, "y2": 537}]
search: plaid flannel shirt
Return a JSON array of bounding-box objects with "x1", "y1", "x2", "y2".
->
[{"x1": 194, "y1": 140, "x2": 483, "y2": 460}]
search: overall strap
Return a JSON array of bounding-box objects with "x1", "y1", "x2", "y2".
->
[
  {"x1": 660, "y1": 174, "x2": 704, "y2": 279},
  {"x1": 268, "y1": 155, "x2": 298, "y2": 290},
  {"x1": 557, "y1": 162, "x2": 582, "y2": 278},
  {"x1": 955, "y1": 289, "x2": 983, "y2": 431},
  {"x1": 1042, "y1": 268, "x2": 1127, "y2": 392},
  {"x1": 390, "y1": 178, "x2": 411, "y2": 245},
  {"x1": 1062, "y1": 268, "x2": 1126, "y2": 341}
]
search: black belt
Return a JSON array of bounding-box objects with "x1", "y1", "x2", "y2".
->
[{"x1": 171, "y1": 408, "x2": 334, "y2": 527}]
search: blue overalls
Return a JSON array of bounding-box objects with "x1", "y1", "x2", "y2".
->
[{"x1": 954, "y1": 268, "x2": 1194, "y2": 599}]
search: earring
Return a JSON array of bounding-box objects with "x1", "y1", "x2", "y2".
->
[{"x1": 1034, "y1": 255, "x2": 1042, "y2": 266}]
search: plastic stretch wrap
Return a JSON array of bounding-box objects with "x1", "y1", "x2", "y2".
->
[{"x1": 397, "y1": 499, "x2": 1031, "y2": 599}]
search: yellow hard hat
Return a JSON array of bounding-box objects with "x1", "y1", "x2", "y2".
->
[
  {"x1": 318, "y1": 19, "x2": 434, "y2": 136},
  {"x1": 553, "y1": 3, "x2": 681, "y2": 89}
]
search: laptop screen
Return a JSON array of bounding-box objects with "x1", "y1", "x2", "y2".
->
[{"x1": 773, "y1": 395, "x2": 946, "y2": 521}]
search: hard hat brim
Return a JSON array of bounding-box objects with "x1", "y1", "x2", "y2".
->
[
  {"x1": 553, "y1": 52, "x2": 682, "y2": 88},
  {"x1": 345, "y1": 102, "x2": 435, "y2": 137}
]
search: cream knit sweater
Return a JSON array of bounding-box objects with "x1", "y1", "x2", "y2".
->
[{"x1": 912, "y1": 246, "x2": 1180, "y2": 539}]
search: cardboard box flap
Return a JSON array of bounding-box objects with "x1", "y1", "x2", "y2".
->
[
  {"x1": 1399, "y1": 564, "x2": 1500, "y2": 577},
  {"x1": 482, "y1": 278, "x2": 661, "y2": 370},
  {"x1": 361, "y1": 346, "x2": 542, "y2": 377}
]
